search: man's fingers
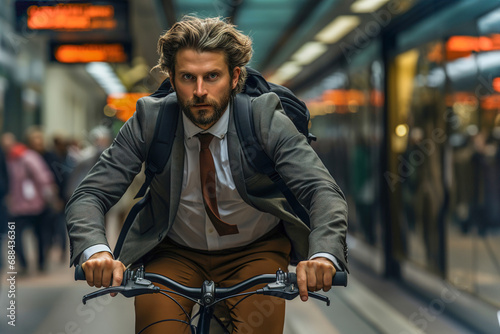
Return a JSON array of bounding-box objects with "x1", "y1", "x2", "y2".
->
[
  {"x1": 82, "y1": 254, "x2": 125, "y2": 290},
  {"x1": 307, "y1": 268, "x2": 318, "y2": 292},
  {"x1": 322, "y1": 270, "x2": 333, "y2": 292},
  {"x1": 296, "y1": 258, "x2": 337, "y2": 301},
  {"x1": 82, "y1": 262, "x2": 95, "y2": 287},
  {"x1": 296, "y1": 264, "x2": 309, "y2": 302},
  {"x1": 102, "y1": 268, "x2": 113, "y2": 288},
  {"x1": 93, "y1": 259, "x2": 109, "y2": 288},
  {"x1": 93, "y1": 266, "x2": 103, "y2": 288},
  {"x1": 110, "y1": 264, "x2": 125, "y2": 297},
  {"x1": 112, "y1": 265, "x2": 125, "y2": 287}
]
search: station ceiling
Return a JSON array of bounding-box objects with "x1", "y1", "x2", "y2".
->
[
  {"x1": 132, "y1": 0, "x2": 421, "y2": 91},
  {"x1": 13, "y1": 0, "x2": 459, "y2": 94}
]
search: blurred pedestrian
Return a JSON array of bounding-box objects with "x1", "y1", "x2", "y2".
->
[
  {"x1": 65, "y1": 125, "x2": 113, "y2": 201},
  {"x1": 1, "y1": 132, "x2": 56, "y2": 273},
  {"x1": 26, "y1": 127, "x2": 73, "y2": 262}
]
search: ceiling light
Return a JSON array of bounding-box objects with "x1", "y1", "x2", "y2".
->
[
  {"x1": 351, "y1": 0, "x2": 390, "y2": 13},
  {"x1": 291, "y1": 42, "x2": 328, "y2": 65},
  {"x1": 86, "y1": 62, "x2": 126, "y2": 95},
  {"x1": 315, "y1": 16, "x2": 361, "y2": 44},
  {"x1": 268, "y1": 61, "x2": 303, "y2": 85}
]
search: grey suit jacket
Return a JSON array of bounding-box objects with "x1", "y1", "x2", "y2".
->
[{"x1": 66, "y1": 92, "x2": 349, "y2": 270}]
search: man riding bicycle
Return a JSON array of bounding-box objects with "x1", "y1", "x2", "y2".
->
[{"x1": 66, "y1": 16, "x2": 348, "y2": 333}]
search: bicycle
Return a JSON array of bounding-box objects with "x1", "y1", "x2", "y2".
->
[{"x1": 75, "y1": 265, "x2": 348, "y2": 333}]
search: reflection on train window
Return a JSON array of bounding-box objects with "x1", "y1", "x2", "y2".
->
[
  {"x1": 392, "y1": 7, "x2": 500, "y2": 308},
  {"x1": 394, "y1": 40, "x2": 447, "y2": 276},
  {"x1": 445, "y1": 7, "x2": 500, "y2": 307},
  {"x1": 305, "y1": 41, "x2": 385, "y2": 252}
]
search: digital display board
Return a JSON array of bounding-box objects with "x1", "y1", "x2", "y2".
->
[
  {"x1": 15, "y1": 1, "x2": 128, "y2": 33},
  {"x1": 50, "y1": 42, "x2": 131, "y2": 63},
  {"x1": 50, "y1": 43, "x2": 131, "y2": 64}
]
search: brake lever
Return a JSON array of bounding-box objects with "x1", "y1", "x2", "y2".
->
[
  {"x1": 258, "y1": 284, "x2": 299, "y2": 301},
  {"x1": 258, "y1": 276, "x2": 331, "y2": 306},
  {"x1": 82, "y1": 277, "x2": 160, "y2": 304},
  {"x1": 307, "y1": 291, "x2": 330, "y2": 306}
]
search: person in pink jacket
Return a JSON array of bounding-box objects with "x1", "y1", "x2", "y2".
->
[{"x1": 1, "y1": 132, "x2": 56, "y2": 273}]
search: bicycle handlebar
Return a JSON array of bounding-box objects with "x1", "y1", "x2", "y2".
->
[
  {"x1": 75, "y1": 265, "x2": 347, "y2": 306},
  {"x1": 75, "y1": 265, "x2": 348, "y2": 288}
]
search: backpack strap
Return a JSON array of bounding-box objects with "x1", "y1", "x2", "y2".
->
[
  {"x1": 233, "y1": 94, "x2": 310, "y2": 226},
  {"x1": 113, "y1": 94, "x2": 179, "y2": 259},
  {"x1": 135, "y1": 94, "x2": 179, "y2": 199}
]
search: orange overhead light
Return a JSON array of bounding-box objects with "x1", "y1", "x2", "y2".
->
[
  {"x1": 445, "y1": 92, "x2": 478, "y2": 107},
  {"x1": 481, "y1": 94, "x2": 500, "y2": 110},
  {"x1": 370, "y1": 90, "x2": 385, "y2": 108},
  {"x1": 107, "y1": 93, "x2": 149, "y2": 122},
  {"x1": 493, "y1": 78, "x2": 500, "y2": 93},
  {"x1": 322, "y1": 89, "x2": 366, "y2": 105},
  {"x1": 54, "y1": 44, "x2": 128, "y2": 63},
  {"x1": 447, "y1": 36, "x2": 478, "y2": 52},
  {"x1": 27, "y1": 3, "x2": 116, "y2": 31},
  {"x1": 307, "y1": 89, "x2": 383, "y2": 118},
  {"x1": 446, "y1": 35, "x2": 500, "y2": 60}
]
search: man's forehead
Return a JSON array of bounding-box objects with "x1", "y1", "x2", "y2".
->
[{"x1": 174, "y1": 48, "x2": 228, "y2": 72}]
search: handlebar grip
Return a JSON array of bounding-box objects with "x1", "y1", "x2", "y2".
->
[
  {"x1": 288, "y1": 271, "x2": 348, "y2": 287},
  {"x1": 75, "y1": 265, "x2": 86, "y2": 281},
  {"x1": 333, "y1": 271, "x2": 348, "y2": 287}
]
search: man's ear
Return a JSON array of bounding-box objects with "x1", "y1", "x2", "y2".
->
[
  {"x1": 232, "y1": 67, "x2": 241, "y2": 90},
  {"x1": 168, "y1": 72, "x2": 175, "y2": 90}
]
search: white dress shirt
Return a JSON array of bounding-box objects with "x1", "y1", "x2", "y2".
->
[{"x1": 167, "y1": 104, "x2": 280, "y2": 250}]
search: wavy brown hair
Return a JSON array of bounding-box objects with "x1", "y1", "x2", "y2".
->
[{"x1": 154, "y1": 16, "x2": 253, "y2": 95}]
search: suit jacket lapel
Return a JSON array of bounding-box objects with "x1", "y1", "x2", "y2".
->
[
  {"x1": 227, "y1": 103, "x2": 253, "y2": 205},
  {"x1": 168, "y1": 111, "x2": 185, "y2": 227}
]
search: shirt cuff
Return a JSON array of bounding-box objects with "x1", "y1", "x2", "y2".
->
[
  {"x1": 81, "y1": 244, "x2": 113, "y2": 264},
  {"x1": 310, "y1": 252, "x2": 342, "y2": 271}
]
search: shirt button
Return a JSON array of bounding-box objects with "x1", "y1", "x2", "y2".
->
[
  {"x1": 208, "y1": 228, "x2": 214, "y2": 234},
  {"x1": 158, "y1": 233, "x2": 163, "y2": 241}
]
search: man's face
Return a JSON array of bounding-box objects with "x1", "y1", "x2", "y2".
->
[{"x1": 171, "y1": 48, "x2": 240, "y2": 130}]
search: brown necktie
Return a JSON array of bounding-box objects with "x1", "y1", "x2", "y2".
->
[{"x1": 198, "y1": 133, "x2": 239, "y2": 236}]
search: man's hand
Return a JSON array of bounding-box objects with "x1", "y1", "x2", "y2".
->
[
  {"x1": 82, "y1": 251, "x2": 126, "y2": 296},
  {"x1": 296, "y1": 257, "x2": 336, "y2": 302}
]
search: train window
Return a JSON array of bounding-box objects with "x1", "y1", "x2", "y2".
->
[
  {"x1": 304, "y1": 40, "x2": 385, "y2": 259},
  {"x1": 390, "y1": 40, "x2": 447, "y2": 275},
  {"x1": 448, "y1": 6, "x2": 500, "y2": 308},
  {"x1": 387, "y1": 2, "x2": 500, "y2": 309}
]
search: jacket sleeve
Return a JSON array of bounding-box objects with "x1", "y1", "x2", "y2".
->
[
  {"x1": 65, "y1": 97, "x2": 157, "y2": 266},
  {"x1": 252, "y1": 93, "x2": 349, "y2": 270}
]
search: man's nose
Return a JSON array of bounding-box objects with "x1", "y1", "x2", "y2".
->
[{"x1": 194, "y1": 77, "x2": 207, "y2": 97}]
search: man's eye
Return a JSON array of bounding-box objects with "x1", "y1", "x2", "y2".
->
[
  {"x1": 182, "y1": 74, "x2": 193, "y2": 80},
  {"x1": 207, "y1": 73, "x2": 218, "y2": 80}
]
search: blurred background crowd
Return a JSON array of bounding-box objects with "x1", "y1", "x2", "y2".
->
[{"x1": 0, "y1": 125, "x2": 120, "y2": 275}]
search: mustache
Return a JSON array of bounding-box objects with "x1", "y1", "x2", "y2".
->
[{"x1": 186, "y1": 96, "x2": 218, "y2": 107}]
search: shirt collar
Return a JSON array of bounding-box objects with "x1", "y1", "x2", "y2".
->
[{"x1": 183, "y1": 102, "x2": 230, "y2": 140}]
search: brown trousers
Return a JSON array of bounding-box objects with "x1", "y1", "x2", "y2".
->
[{"x1": 135, "y1": 230, "x2": 291, "y2": 334}]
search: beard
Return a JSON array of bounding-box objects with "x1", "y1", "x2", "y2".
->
[{"x1": 179, "y1": 87, "x2": 232, "y2": 128}]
